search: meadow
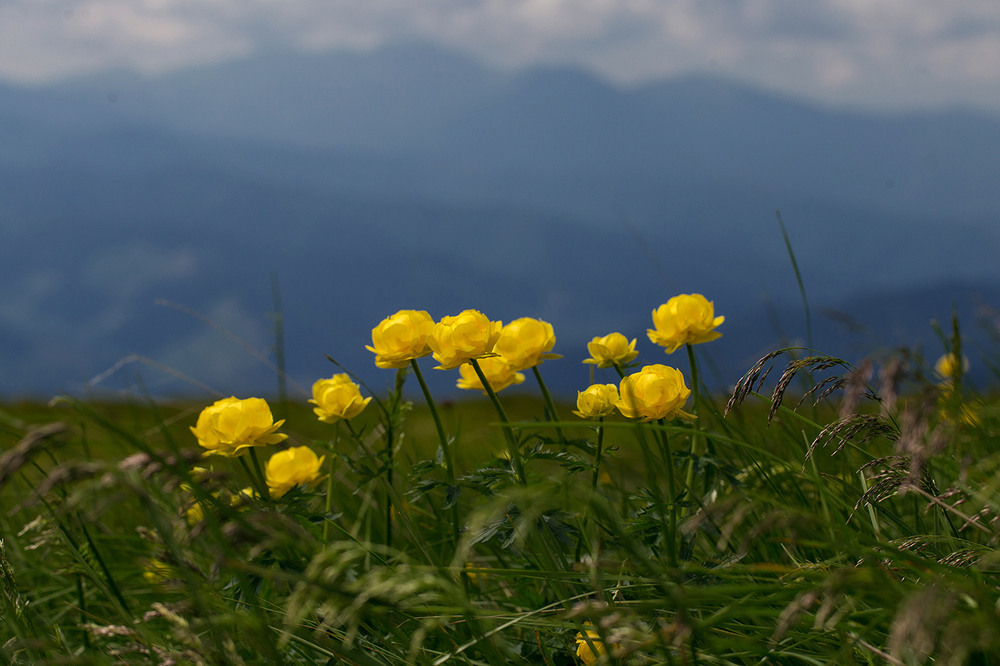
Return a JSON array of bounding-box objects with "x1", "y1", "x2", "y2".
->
[{"x1": 2, "y1": 299, "x2": 999, "y2": 665}]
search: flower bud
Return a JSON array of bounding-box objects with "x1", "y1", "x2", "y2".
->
[
  {"x1": 583, "y1": 332, "x2": 639, "y2": 368},
  {"x1": 310, "y1": 374, "x2": 371, "y2": 423},
  {"x1": 573, "y1": 383, "x2": 619, "y2": 419}
]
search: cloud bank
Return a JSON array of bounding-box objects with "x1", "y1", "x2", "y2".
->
[{"x1": 4, "y1": 0, "x2": 1000, "y2": 111}]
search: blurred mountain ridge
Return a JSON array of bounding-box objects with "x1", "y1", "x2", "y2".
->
[{"x1": 1, "y1": 41, "x2": 999, "y2": 399}]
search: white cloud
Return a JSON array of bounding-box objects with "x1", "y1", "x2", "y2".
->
[{"x1": 2, "y1": 0, "x2": 1000, "y2": 111}]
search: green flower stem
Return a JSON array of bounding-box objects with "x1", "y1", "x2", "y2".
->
[
  {"x1": 531, "y1": 366, "x2": 565, "y2": 443},
  {"x1": 345, "y1": 420, "x2": 441, "y2": 566},
  {"x1": 591, "y1": 418, "x2": 605, "y2": 491},
  {"x1": 684, "y1": 343, "x2": 704, "y2": 498},
  {"x1": 322, "y1": 426, "x2": 340, "y2": 545},
  {"x1": 470, "y1": 357, "x2": 526, "y2": 486},
  {"x1": 382, "y1": 367, "x2": 409, "y2": 550},
  {"x1": 411, "y1": 358, "x2": 461, "y2": 545},
  {"x1": 634, "y1": 423, "x2": 675, "y2": 567},
  {"x1": 657, "y1": 419, "x2": 678, "y2": 567},
  {"x1": 243, "y1": 448, "x2": 270, "y2": 499},
  {"x1": 411, "y1": 359, "x2": 455, "y2": 484}
]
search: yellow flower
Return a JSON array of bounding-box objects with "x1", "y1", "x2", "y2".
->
[
  {"x1": 231, "y1": 486, "x2": 258, "y2": 506},
  {"x1": 934, "y1": 353, "x2": 968, "y2": 380},
  {"x1": 573, "y1": 384, "x2": 619, "y2": 419},
  {"x1": 457, "y1": 356, "x2": 525, "y2": 394},
  {"x1": 310, "y1": 374, "x2": 372, "y2": 423},
  {"x1": 583, "y1": 332, "x2": 639, "y2": 368},
  {"x1": 616, "y1": 364, "x2": 692, "y2": 421},
  {"x1": 427, "y1": 309, "x2": 503, "y2": 370},
  {"x1": 647, "y1": 294, "x2": 724, "y2": 354},
  {"x1": 493, "y1": 317, "x2": 561, "y2": 370},
  {"x1": 575, "y1": 625, "x2": 616, "y2": 665},
  {"x1": 190, "y1": 396, "x2": 287, "y2": 457},
  {"x1": 266, "y1": 446, "x2": 326, "y2": 498},
  {"x1": 365, "y1": 309, "x2": 435, "y2": 369},
  {"x1": 142, "y1": 558, "x2": 176, "y2": 585}
]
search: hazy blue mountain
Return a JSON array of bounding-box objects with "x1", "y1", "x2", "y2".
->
[{"x1": 2, "y1": 41, "x2": 999, "y2": 400}]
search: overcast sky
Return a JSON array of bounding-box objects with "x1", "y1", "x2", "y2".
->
[{"x1": 4, "y1": 0, "x2": 1000, "y2": 113}]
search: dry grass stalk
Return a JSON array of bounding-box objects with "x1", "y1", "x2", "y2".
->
[
  {"x1": 809, "y1": 414, "x2": 897, "y2": 462},
  {"x1": 0, "y1": 422, "x2": 67, "y2": 490}
]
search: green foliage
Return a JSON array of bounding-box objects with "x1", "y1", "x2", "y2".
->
[{"x1": 3, "y1": 336, "x2": 1000, "y2": 665}]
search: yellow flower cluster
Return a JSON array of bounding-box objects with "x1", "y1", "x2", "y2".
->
[{"x1": 366, "y1": 309, "x2": 560, "y2": 394}]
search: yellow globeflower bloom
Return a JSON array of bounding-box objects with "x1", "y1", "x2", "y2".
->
[
  {"x1": 310, "y1": 374, "x2": 372, "y2": 423},
  {"x1": 366, "y1": 309, "x2": 435, "y2": 369},
  {"x1": 647, "y1": 294, "x2": 724, "y2": 354},
  {"x1": 573, "y1": 384, "x2": 619, "y2": 419},
  {"x1": 934, "y1": 353, "x2": 968, "y2": 380},
  {"x1": 457, "y1": 356, "x2": 525, "y2": 394},
  {"x1": 428, "y1": 309, "x2": 503, "y2": 370},
  {"x1": 616, "y1": 364, "x2": 692, "y2": 422},
  {"x1": 575, "y1": 624, "x2": 618, "y2": 665},
  {"x1": 266, "y1": 446, "x2": 326, "y2": 498},
  {"x1": 493, "y1": 317, "x2": 561, "y2": 370},
  {"x1": 583, "y1": 332, "x2": 639, "y2": 368},
  {"x1": 190, "y1": 396, "x2": 287, "y2": 457}
]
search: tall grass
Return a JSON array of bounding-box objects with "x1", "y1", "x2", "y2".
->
[{"x1": 2, "y1": 311, "x2": 1000, "y2": 665}]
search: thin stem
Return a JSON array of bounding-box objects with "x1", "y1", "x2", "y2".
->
[
  {"x1": 411, "y1": 358, "x2": 461, "y2": 545},
  {"x1": 470, "y1": 358, "x2": 526, "y2": 485},
  {"x1": 684, "y1": 344, "x2": 703, "y2": 497},
  {"x1": 634, "y1": 423, "x2": 675, "y2": 566},
  {"x1": 657, "y1": 419, "x2": 678, "y2": 567},
  {"x1": 532, "y1": 366, "x2": 564, "y2": 443},
  {"x1": 412, "y1": 360, "x2": 455, "y2": 484},
  {"x1": 243, "y1": 449, "x2": 270, "y2": 499},
  {"x1": 323, "y1": 426, "x2": 340, "y2": 545},
  {"x1": 591, "y1": 418, "x2": 605, "y2": 491}
]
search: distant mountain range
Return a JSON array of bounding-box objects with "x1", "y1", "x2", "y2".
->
[{"x1": 2, "y1": 41, "x2": 999, "y2": 401}]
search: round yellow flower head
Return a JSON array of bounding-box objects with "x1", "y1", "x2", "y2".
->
[
  {"x1": 428, "y1": 309, "x2": 503, "y2": 370},
  {"x1": 310, "y1": 374, "x2": 372, "y2": 423},
  {"x1": 647, "y1": 294, "x2": 724, "y2": 354},
  {"x1": 573, "y1": 383, "x2": 619, "y2": 419},
  {"x1": 366, "y1": 309, "x2": 435, "y2": 369},
  {"x1": 265, "y1": 446, "x2": 326, "y2": 498},
  {"x1": 934, "y1": 353, "x2": 968, "y2": 380},
  {"x1": 616, "y1": 364, "x2": 692, "y2": 422},
  {"x1": 457, "y1": 356, "x2": 525, "y2": 394},
  {"x1": 583, "y1": 332, "x2": 639, "y2": 368},
  {"x1": 575, "y1": 624, "x2": 617, "y2": 665},
  {"x1": 190, "y1": 396, "x2": 287, "y2": 457},
  {"x1": 493, "y1": 317, "x2": 561, "y2": 370}
]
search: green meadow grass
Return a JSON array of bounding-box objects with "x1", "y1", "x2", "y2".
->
[{"x1": 2, "y1": 338, "x2": 1000, "y2": 665}]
